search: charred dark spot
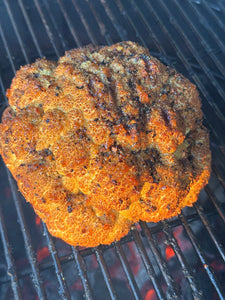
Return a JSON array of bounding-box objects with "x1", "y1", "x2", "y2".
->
[
  {"x1": 76, "y1": 86, "x2": 84, "y2": 89},
  {"x1": 55, "y1": 93, "x2": 59, "y2": 96},
  {"x1": 119, "y1": 199, "x2": 123, "y2": 204},
  {"x1": 112, "y1": 179, "x2": 117, "y2": 185},
  {"x1": 67, "y1": 205, "x2": 73, "y2": 213},
  {"x1": 66, "y1": 194, "x2": 73, "y2": 202},
  {"x1": 187, "y1": 155, "x2": 193, "y2": 162},
  {"x1": 99, "y1": 60, "x2": 106, "y2": 66},
  {"x1": 41, "y1": 197, "x2": 46, "y2": 203},
  {"x1": 46, "y1": 118, "x2": 50, "y2": 123},
  {"x1": 70, "y1": 169, "x2": 74, "y2": 172},
  {"x1": 128, "y1": 79, "x2": 134, "y2": 89},
  {"x1": 97, "y1": 184, "x2": 100, "y2": 187},
  {"x1": 33, "y1": 73, "x2": 40, "y2": 78},
  {"x1": 39, "y1": 148, "x2": 52, "y2": 157},
  {"x1": 161, "y1": 109, "x2": 171, "y2": 128},
  {"x1": 35, "y1": 84, "x2": 43, "y2": 90},
  {"x1": 151, "y1": 206, "x2": 157, "y2": 211},
  {"x1": 101, "y1": 152, "x2": 110, "y2": 157}
]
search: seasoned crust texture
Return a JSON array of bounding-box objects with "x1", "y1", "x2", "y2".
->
[{"x1": 0, "y1": 42, "x2": 211, "y2": 247}]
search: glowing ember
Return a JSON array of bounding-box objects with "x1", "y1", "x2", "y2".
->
[
  {"x1": 35, "y1": 215, "x2": 41, "y2": 226},
  {"x1": 145, "y1": 289, "x2": 157, "y2": 300},
  {"x1": 37, "y1": 246, "x2": 50, "y2": 262},
  {"x1": 165, "y1": 245, "x2": 175, "y2": 261}
]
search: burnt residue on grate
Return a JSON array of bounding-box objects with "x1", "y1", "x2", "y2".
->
[{"x1": 0, "y1": 0, "x2": 225, "y2": 299}]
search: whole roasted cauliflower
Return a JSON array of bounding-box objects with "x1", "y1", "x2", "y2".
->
[{"x1": 0, "y1": 42, "x2": 211, "y2": 247}]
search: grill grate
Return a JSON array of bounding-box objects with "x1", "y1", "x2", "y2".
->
[{"x1": 0, "y1": 0, "x2": 225, "y2": 299}]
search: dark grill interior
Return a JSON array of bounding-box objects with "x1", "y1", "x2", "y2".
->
[{"x1": 0, "y1": 0, "x2": 225, "y2": 299}]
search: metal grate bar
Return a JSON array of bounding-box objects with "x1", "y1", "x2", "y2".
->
[
  {"x1": 86, "y1": 0, "x2": 110, "y2": 43},
  {"x1": 173, "y1": 0, "x2": 225, "y2": 78},
  {"x1": 95, "y1": 248, "x2": 117, "y2": 300},
  {"x1": 43, "y1": 223, "x2": 71, "y2": 300},
  {"x1": 204, "y1": 0, "x2": 225, "y2": 32},
  {"x1": 17, "y1": 0, "x2": 43, "y2": 57},
  {"x1": 139, "y1": 221, "x2": 181, "y2": 298},
  {"x1": 188, "y1": 0, "x2": 225, "y2": 54},
  {"x1": 212, "y1": 165, "x2": 225, "y2": 190},
  {"x1": 84, "y1": 0, "x2": 112, "y2": 45},
  {"x1": 132, "y1": 0, "x2": 171, "y2": 60},
  {"x1": 114, "y1": 242, "x2": 143, "y2": 300},
  {"x1": 142, "y1": 0, "x2": 224, "y2": 141},
  {"x1": 219, "y1": 2, "x2": 225, "y2": 17},
  {"x1": 6, "y1": 171, "x2": 47, "y2": 299},
  {"x1": 204, "y1": 185, "x2": 225, "y2": 224},
  {"x1": 71, "y1": 247, "x2": 94, "y2": 300},
  {"x1": 114, "y1": 0, "x2": 147, "y2": 48},
  {"x1": 0, "y1": 206, "x2": 22, "y2": 300},
  {"x1": 99, "y1": 0, "x2": 125, "y2": 41},
  {"x1": 33, "y1": 0, "x2": 61, "y2": 58},
  {"x1": 71, "y1": 0, "x2": 98, "y2": 45},
  {"x1": 180, "y1": 214, "x2": 225, "y2": 299},
  {"x1": 157, "y1": 0, "x2": 225, "y2": 103},
  {"x1": 0, "y1": 23, "x2": 16, "y2": 74},
  {"x1": 194, "y1": 202, "x2": 225, "y2": 261},
  {"x1": 161, "y1": 220, "x2": 202, "y2": 299},
  {"x1": 131, "y1": 229, "x2": 166, "y2": 300},
  {"x1": 42, "y1": 0, "x2": 67, "y2": 51},
  {"x1": 0, "y1": 74, "x2": 8, "y2": 105},
  {"x1": 3, "y1": 0, "x2": 29, "y2": 63},
  {"x1": 56, "y1": 0, "x2": 81, "y2": 47}
]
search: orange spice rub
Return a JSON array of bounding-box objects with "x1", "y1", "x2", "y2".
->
[{"x1": 0, "y1": 42, "x2": 211, "y2": 247}]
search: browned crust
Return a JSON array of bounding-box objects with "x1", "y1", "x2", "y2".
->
[{"x1": 0, "y1": 41, "x2": 211, "y2": 247}]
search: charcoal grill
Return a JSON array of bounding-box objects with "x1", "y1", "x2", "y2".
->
[{"x1": 0, "y1": 0, "x2": 225, "y2": 299}]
